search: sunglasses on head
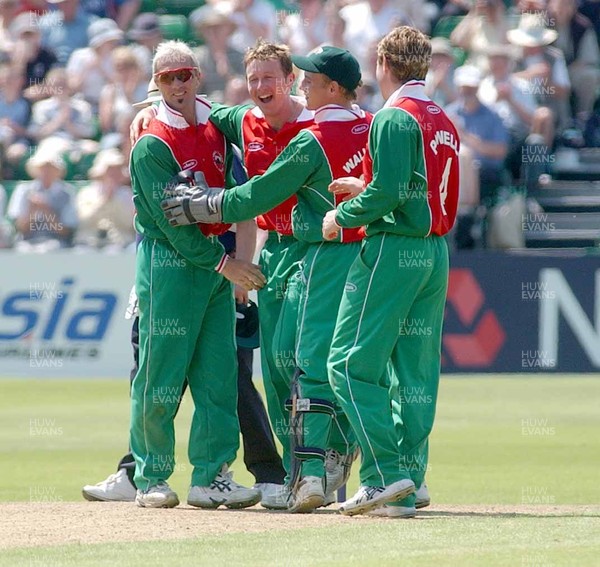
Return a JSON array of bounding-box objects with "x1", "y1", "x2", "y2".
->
[{"x1": 154, "y1": 67, "x2": 196, "y2": 85}]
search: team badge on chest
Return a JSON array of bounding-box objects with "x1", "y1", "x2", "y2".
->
[{"x1": 213, "y1": 151, "x2": 224, "y2": 172}]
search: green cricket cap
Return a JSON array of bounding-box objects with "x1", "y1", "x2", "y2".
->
[{"x1": 292, "y1": 46, "x2": 362, "y2": 91}]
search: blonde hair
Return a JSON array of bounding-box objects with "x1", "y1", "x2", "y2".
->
[
  {"x1": 244, "y1": 39, "x2": 293, "y2": 77},
  {"x1": 377, "y1": 26, "x2": 431, "y2": 83},
  {"x1": 112, "y1": 46, "x2": 141, "y2": 70},
  {"x1": 152, "y1": 40, "x2": 199, "y2": 74}
]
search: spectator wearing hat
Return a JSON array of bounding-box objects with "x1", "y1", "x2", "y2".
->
[
  {"x1": 67, "y1": 17, "x2": 124, "y2": 109},
  {"x1": 28, "y1": 68, "x2": 96, "y2": 148},
  {"x1": 447, "y1": 64, "x2": 509, "y2": 200},
  {"x1": 548, "y1": 0, "x2": 600, "y2": 116},
  {"x1": 450, "y1": 0, "x2": 510, "y2": 73},
  {"x1": 189, "y1": 3, "x2": 245, "y2": 102},
  {"x1": 39, "y1": 0, "x2": 95, "y2": 65},
  {"x1": 98, "y1": 45, "x2": 146, "y2": 134},
  {"x1": 507, "y1": 12, "x2": 572, "y2": 134},
  {"x1": 0, "y1": 64, "x2": 30, "y2": 175},
  {"x1": 75, "y1": 148, "x2": 135, "y2": 249},
  {"x1": 10, "y1": 12, "x2": 58, "y2": 99},
  {"x1": 7, "y1": 141, "x2": 78, "y2": 250},
  {"x1": 425, "y1": 36, "x2": 458, "y2": 107},
  {"x1": 479, "y1": 43, "x2": 555, "y2": 183},
  {"x1": 127, "y1": 12, "x2": 162, "y2": 78}
]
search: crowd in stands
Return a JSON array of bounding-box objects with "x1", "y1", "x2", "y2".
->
[{"x1": 0, "y1": 0, "x2": 599, "y2": 251}]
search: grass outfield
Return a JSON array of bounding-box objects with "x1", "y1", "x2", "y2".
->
[{"x1": 0, "y1": 376, "x2": 599, "y2": 565}]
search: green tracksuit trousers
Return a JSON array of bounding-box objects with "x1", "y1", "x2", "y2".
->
[
  {"x1": 130, "y1": 238, "x2": 239, "y2": 491},
  {"x1": 294, "y1": 242, "x2": 359, "y2": 480},
  {"x1": 258, "y1": 232, "x2": 307, "y2": 475},
  {"x1": 328, "y1": 233, "x2": 448, "y2": 495}
]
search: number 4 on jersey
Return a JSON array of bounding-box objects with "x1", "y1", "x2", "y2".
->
[{"x1": 439, "y1": 157, "x2": 452, "y2": 216}]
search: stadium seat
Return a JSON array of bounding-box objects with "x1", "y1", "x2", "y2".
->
[
  {"x1": 578, "y1": 147, "x2": 600, "y2": 164},
  {"x1": 64, "y1": 151, "x2": 98, "y2": 181},
  {"x1": 452, "y1": 47, "x2": 468, "y2": 67},
  {"x1": 551, "y1": 147, "x2": 600, "y2": 181},
  {"x1": 140, "y1": 0, "x2": 204, "y2": 17},
  {"x1": 158, "y1": 14, "x2": 190, "y2": 41},
  {"x1": 163, "y1": 0, "x2": 205, "y2": 17},
  {"x1": 432, "y1": 16, "x2": 464, "y2": 39},
  {"x1": 2, "y1": 180, "x2": 20, "y2": 203},
  {"x1": 523, "y1": 212, "x2": 600, "y2": 248},
  {"x1": 139, "y1": 0, "x2": 163, "y2": 14},
  {"x1": 529, "y1": 180, "x2": 600, "y2": 213}
]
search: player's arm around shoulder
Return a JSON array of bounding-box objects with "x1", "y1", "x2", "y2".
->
[
  {"x1": 335, "y1": 108, "x2": 417, "y2": 228},
  {"x1": 221, "y1": 130, "x2": 322, "y2": 224},
  {"x1": 131, "y1": 135, "x2": 227, "y2": 271},
  {"x1": 209, "y1": 103, "x2": 253, "y2": 148}
]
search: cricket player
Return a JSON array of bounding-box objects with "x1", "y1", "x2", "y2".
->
[
  {"x1": 131, "y1": 40, "x2": 355, "y2": 508},
  {"x1": 161, "y1": 46, "x2": 370, "y2": 513},
  {"x1": 82, "y1": 82, "x2": 286, "y2": 507},
  {"x1": 129, "y1": 41, "x2": 264, "y2": 509},
  {"x1": 322, "y1": 26, "x2": 460, "y2": 517}
]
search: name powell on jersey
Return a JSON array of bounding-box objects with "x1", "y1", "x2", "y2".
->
[{"x1": 429, "y1": 130, "x2": 459, "y2": 157}]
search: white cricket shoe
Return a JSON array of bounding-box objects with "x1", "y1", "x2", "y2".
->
[
  {"x1": 366, "y1": 504, "x2": 417, "y2": 518},
  {"x1": 135, "y1": 482, "x2": 179, "y2": 508},
  {"x1": 415, "y1": 483, "x2": 430, "y2": 509},
  {"x1": 288, "y1": 476, "x2": 325, "y2": 513},
  {"x1": 255, "y1": 483, "x2": 289, "y2": 510},
  {"x1": 339, "y1": 479, "x2": 415, "y2": 517},
  {"x1": 325, "y1": 448, "x2": 358, "y2": 494},
  {"x1": 187, "y1": 465, "x2": 261, "y2": 509},
  {"x1": 82, "y1": 469, "x2": 136, "y2": 502}
]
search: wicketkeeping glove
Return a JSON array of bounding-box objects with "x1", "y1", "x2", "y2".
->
[
  {"x1": 165, "y1": 169, "x2": 196, "y2": 192},
  {"x1": 161, "y1": 171, "x2": 225, "y2": 226}
]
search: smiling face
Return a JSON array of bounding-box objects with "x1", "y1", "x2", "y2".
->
[
  {"x1": 154, "y1": 56, "x2": 201, "y2": 114},
  {"x1": 245, "y1": 58, "x2": 294, "y2": 118}
]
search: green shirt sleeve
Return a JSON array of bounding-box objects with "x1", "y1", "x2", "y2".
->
[
  {"x1": 336, "y1": 108, "x2": 417, "y2": 228},
  {"x1": 209, "y1": 103, "x2": 252, "y2": 149},
  {"x1": 221, "y1": 131, "x2": 321, "y2": 223},
  {"x1": 131, "y1": 135, "x2": 226, "y2": 270}
]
